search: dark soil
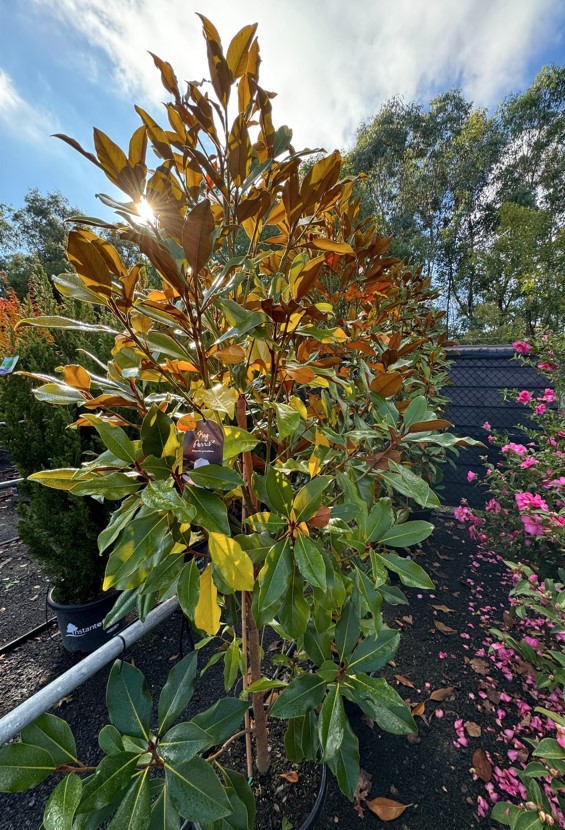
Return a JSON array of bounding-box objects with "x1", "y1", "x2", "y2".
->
[{"x1": 0, "y1": 505, "x2": 516, "y2": 830}]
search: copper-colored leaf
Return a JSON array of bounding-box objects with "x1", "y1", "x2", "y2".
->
[
  {"x1": 394, "y1": 675, "x2": 414, "y2": 688},
  {"x1": 308, "y1": 505, "x2": 331, "y2": 529},
  {"x1": 227, "y1": 113, "x2": 252, "y2": 186},
  {"x1": 226, "y1": 23, "x2": 258, "y2": 80},
  {"x1": 93, "y1": 128, "x2": 129, "y2": 184},
  {"x1": 464, "y1": 721, "x2": 482, "y2": 737},
  {"x1": 469, "y1": 658, "x2": 490, "y2": 676},
  {"x1": 434, "y1": 621, "x2": 456, "y2": 635},
  {"x1": 431, "y1": 604, "x2": 455, "y2": 613},
  {"x1": 212, "y1": 345, "x2": 247, "y2": 365},
  {"x1": 428, "y1": 686, "x2": 454, "y2": 702},
  {"x1": 61, "y1": 365, "x2": 91, "y2": 391},
  {"x1": 408, "y1": 419, "x2": 452, "y2": 433},
  {"x1": 304, "y1": 238, "x2": 355, "y2": 256},
  {"x1": 183, "y1": 199, "x2": 215, "y2": 275},
  {"x1": 411, "y1": 701, "x2": 425, "y2": 717},
  {"x1": 149, "y1": 52, "x2": 180, "y2": 98},
  {"x1": 370, "y1": 371, "x2": 403, "y2": 398},
  {"x1": 366, "y1": 797, "x2": 411, "y2": 821},
  {"x1": 66, "y1": 230, "x2": 112, "y2": 299},
  {"x1": 472, "y1": 749, "x2": 492, "y2": 783},
  {"x1": 279, "y1": 771, "x2": 299, "y2": 783}
]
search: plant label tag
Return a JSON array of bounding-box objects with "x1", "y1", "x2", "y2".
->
[
  {"x1": 0, "y1": 356, "x2": 19, "y2": 376},
  {"x1": 183, "y1": 419, "x2": 224, "y2": 479}
]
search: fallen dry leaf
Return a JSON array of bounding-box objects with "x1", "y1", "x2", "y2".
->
[
  {"x1": 429, "y1": 686, "x2": 454, "y2": 702},
  {"x1": 469, "y1": 658, "x2": 490, "y2": 675},
  {"x1": 394, "y1": 674, "x2": 415, "y2": 688},
  {"x1": 472, "y1": 748, "x2": 492, "y2": 783},
  {"x1": 432, "y1": 604, "x2": 455, "y2": 613},
  {"x1": 401, "y1": 615, "x2": 413, "y2": 625},
  {"x1": 434, "y1": 621, "x2": 456, "y2": 635},
  {"x1": 354, "y1": 768, "x2": 373, "y2": 818},
  {"x1": 366, "y1": 797, "x2": 411, "y2": 821},
  {"x1": 464, "y1": 721, "x2": 482, "y2": 737},
  {"x1": 411, "y1": 701, "x2": 426, "y2": 717},
  {"x1": 279, "y1": 771, "x2": 299, "y2": 783}
]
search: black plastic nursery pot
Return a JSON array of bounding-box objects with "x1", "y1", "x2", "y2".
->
[
  {"x1": 46, "y1": 589, "x2": 120, "y2": 653},
  {"x1": 186, "y1": 764, "x2": 328, "y2": 830}
]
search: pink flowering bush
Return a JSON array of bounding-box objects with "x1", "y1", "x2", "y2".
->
[{"x1": 461, "y1": 334, "x2": 565, "y2": 575}]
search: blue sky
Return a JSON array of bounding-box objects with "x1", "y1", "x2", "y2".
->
[{"x1": 1, "y1": 0, "x2": 564, "y2": 219}]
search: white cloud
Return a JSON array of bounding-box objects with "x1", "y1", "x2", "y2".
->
[
  {"x1": 0, "y1": 68, "x2": 60, "y2": 143},
  {"x1": 32, "y1": 0, "x2": 564, "y2": 151}
]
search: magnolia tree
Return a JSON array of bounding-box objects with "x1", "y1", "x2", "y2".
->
[{"x1": 0, "y1": 17, "x2": 470, "y2": 829}]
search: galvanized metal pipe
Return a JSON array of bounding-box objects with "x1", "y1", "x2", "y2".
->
[
  {"x1": 0, "y1": 478, "x2": 23, "y2": 490},
  {"x1": 0, "y1": 597, "x2": 179, "y2": 745}
]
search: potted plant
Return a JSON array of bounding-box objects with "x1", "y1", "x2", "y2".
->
[
  {"x1": 0, "y1": 273, "x2": 119, "y2": 651},
  {"x1": 1, "y1": 16, "x2": 463, "y2": 826}
]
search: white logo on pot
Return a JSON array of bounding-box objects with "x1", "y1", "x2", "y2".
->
[{"x1": 66, "y1": 621, "x2": 103, "y2": 637}]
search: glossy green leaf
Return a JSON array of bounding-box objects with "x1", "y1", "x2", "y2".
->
[
  {"x1": 184, "y1": 487, "x2": 231, "y2": 535},
  {"x1": 177, "y1": 560, "x2": 201, "y2": 621},
  {"x1": 402, "y1": 396, "x2": 428, "y2": 428},
  {"x1": 44, "y1": 774, "x2": 82, "y2": 830},
  {"x1": 141, "y1": 481, "x2": 196, "y2": 523},
  {"x1": 278, "y1": 568, "x2": 311, "y2": 639},
  {"x1": 271, "y1": 402, "x2": 300, "y2": 441},
  {"x1": 285, "y1": 711, "x2": 319, "y2": 763},
  {"x1": 326, "y1": 717, "x2": 360, "y2": 800},
  {"x1": 318, "y1": 685, "x2": 345, "y2": 761},
  {"x1": 99, "y1": 497, "x2": 139, "y2": 555},
  {"x1": 345, "y1": 674, "x2": 417, "y2": 735},
  {"x1": 141, "y1": 406, "x2": 178, "y2": 459},
  {"x1": 245, "y1": 511, "x2": 287, "y2": 534},
  {"x1": 348, "y1": 628, "x2": 400, "y2": 672},
  {"x1": 208, "y1": 532, "x2": 254, "y2": 591},
  {"x1": 187, "y1": 464, "x2": 243, "y2": 490},
  {"x1": 191, "y1": 699, "x2": 248, "y2": 749},
  {"x1": 82, "y1": 416, "x2": 137, "y2": 464},
  {"x1": 375, "y1": 552, "x2": 435, "y2": 589},
  {"x1": 270, "y1": 672, "x2": 326, "y2": 719},
  {"x1": 379, "y1": 520, "x2": 434, "y2": 548},
  {"x1": 294, "y1": 535, "x2": 326, "y2": 590},
  {"x1": 365, "y1": 498, "x2": 394, "y2": 543},
  {"x1": 222, "y1": 426, "x2": 259, "y2": 461},
  {"x1": 17, "y1": 315, "x2": 117, "y2": 333},
  {"x1": 150, "y1": 782, "x2": 180, "y2": 830},
  {"x1": 264, "y1": 466, "x2": 294, "y2": 517},
  {"x1": 104, "y1": 513, "x2": 172, "y2": 590},
  {"x1": 107, "y1": 770, "x2": 151, "y2": 830},
  {"x1": 490, "y1": 802, "x2": 520, "y2": 826},
  {"x1": 303, "y1": 620, "x2": 332, "y2": 667},
  {"x1": 33, "y1": 382, "x2": 85, "y2": 405},
  {"x1": 292, "y1": 476, "x2": 333, "y2": 523},
  {"x1": 158, "y1": 652, "x2": 198, "y2": 734},
  {"x1": 379, "y1": 463, "x2": 440, "y2": 508},
  {"x1": 107, "y1": 661, "x2": 152, "y2": 741},
  {"x1": 99, "y1": 725, "x2": 124, "y2": 756},
  {"x1": 256, "y1": 538, "x2": 293, "y2": 623},
  {"x1": 165, "y1": 756, "x2": 231, "y2": 822},
  {"x1": 335, "y1": 599, "x2": 361, "y2": 663},
  {"x1": 0, "y1": 743, "x2": 56, "y2": 792},
  {"x1": 21, "y1": 713, "x2": 77, "y2": 766},
  {"x1": 158, "y1": 722, "x2": 212, "y2": 765},
  {"x1": 78, "y1": 752, "x2": 140, "y2": 814}
]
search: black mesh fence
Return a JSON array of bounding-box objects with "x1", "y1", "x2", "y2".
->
[{"x1": 439, "y1": 346, "x2": 548, "y2": 508}]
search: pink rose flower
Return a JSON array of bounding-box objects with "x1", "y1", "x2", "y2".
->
[
  {"x1": 485, "y1": 498, "x2": 501, "y2": 513},
  {"x1": 513, "y1": 340, "x2": 532, "y2": 354},
  {"x1": 467, "y1": 470, "x2": 477, "y2": 482},
  {"x1": 482, "y1": 421, "x2": 492, "y2": 430},
  {"x1": 534, "y1": 403, "x2": 546, "y2": 415},
  {"x1": 516, "y1": 390, "x2": 533, "y2": 403},
  {"x1": 542, "y1": 388, "x2": 555, "y2": 403},
  {"x1": 515, "y1": 492, "x2": 549, "y2": 511},
  {"x1": 538, "y1": 362, "x2": 556, "y2": 370},
  {"x1": 521, "y1": 515, "x2": 545, "y2": 536},
  {"x1": 501, "y1": 442, "x2": 528, "y2": 456},
  {"x1": 520, "y1": 456, "x2": 539, "y2": 469}
]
